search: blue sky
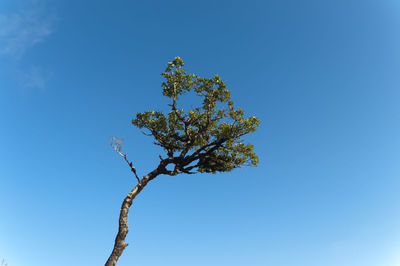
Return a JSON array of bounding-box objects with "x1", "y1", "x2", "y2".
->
[{"x1": 1, "y1": 0, "x2": 400, "y2": 265}]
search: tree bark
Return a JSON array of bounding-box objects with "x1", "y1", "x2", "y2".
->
[{"x1": 105, "y1": 171, "x2": 159, "y2": 266}]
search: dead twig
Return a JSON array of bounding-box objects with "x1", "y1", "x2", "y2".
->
[{"x1": 110, "y1": 136, "x2": 141, "y2": 183}]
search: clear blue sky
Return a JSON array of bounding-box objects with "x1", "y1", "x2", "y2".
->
[{"x1": 1, "y1": 0, "x2": 400, "y2": 265}]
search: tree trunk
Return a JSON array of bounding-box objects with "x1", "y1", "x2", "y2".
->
[{"x1": 105, "y1": 172, "x2": 158, "y2": 266}]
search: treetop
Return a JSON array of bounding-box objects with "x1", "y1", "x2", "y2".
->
[{"x1": 131, "y1": 57, "x2": 260, "y2": 175}]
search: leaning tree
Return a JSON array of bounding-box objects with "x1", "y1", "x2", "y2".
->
[{"x1": 105, "y1": 57, "x2": 260, "y2": 265}]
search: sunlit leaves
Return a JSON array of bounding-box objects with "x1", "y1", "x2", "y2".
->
[{"x1": 132, "y1": 57, "x2": 260, "y2": 174}]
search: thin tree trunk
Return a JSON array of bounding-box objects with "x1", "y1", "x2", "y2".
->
[{"x1": 105, "y1": 172, "x2": 158, "y2": 266}]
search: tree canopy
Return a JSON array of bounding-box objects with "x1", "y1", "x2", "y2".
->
[{"x1": 131, "y1": 57, "x2": 260, "y2": 174}]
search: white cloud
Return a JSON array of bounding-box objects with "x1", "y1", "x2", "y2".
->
[
  {"x1": 0, "y1": 8, "x2": 55, "y2": 59},
  {"x1": 21, "y1": 66, "x2": 50, "y2": 90},
  {"x1": 0, "y1": 4, "x2": 56, "y2": 91}
]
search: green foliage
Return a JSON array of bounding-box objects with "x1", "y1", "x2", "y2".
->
[{"x1": 132, "y1": 57, "x2": 260, "y2": 174}]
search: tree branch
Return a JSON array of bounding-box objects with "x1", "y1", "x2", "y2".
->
[
  {"x1": 180, "y1": 163, "x2": 200, "y2": 174},
  {"x1": 170, "y1": 82, "x2": 189, "y2": 130},
  {"x1": 110, "y1": 137, "x2": 141, "y2": 183}
]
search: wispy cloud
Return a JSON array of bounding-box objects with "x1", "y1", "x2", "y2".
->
[
  {"x1": 0, "y1": 7, "x2": 55, "y2": 59},
  {"x1": 0, "y1": 3, "x2": 56, "y2": 91},
  {"x1": 21, "y1": 66, "x2": 51, "y2": 90}
]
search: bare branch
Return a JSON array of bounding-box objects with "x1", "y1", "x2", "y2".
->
[
  {"x1": 180, "y1": 163, "x2": 200, "y2": 174},
  {"x1": 189, "y1": 138, "x2": 226, "y2": 160},
  {"x1": 110, "y1": 136, "x2": 141, "y2": 183}
]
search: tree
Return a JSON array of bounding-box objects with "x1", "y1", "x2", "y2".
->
[{"x1": 105, "y1": 57, "x2": 260, "y2": 266}]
